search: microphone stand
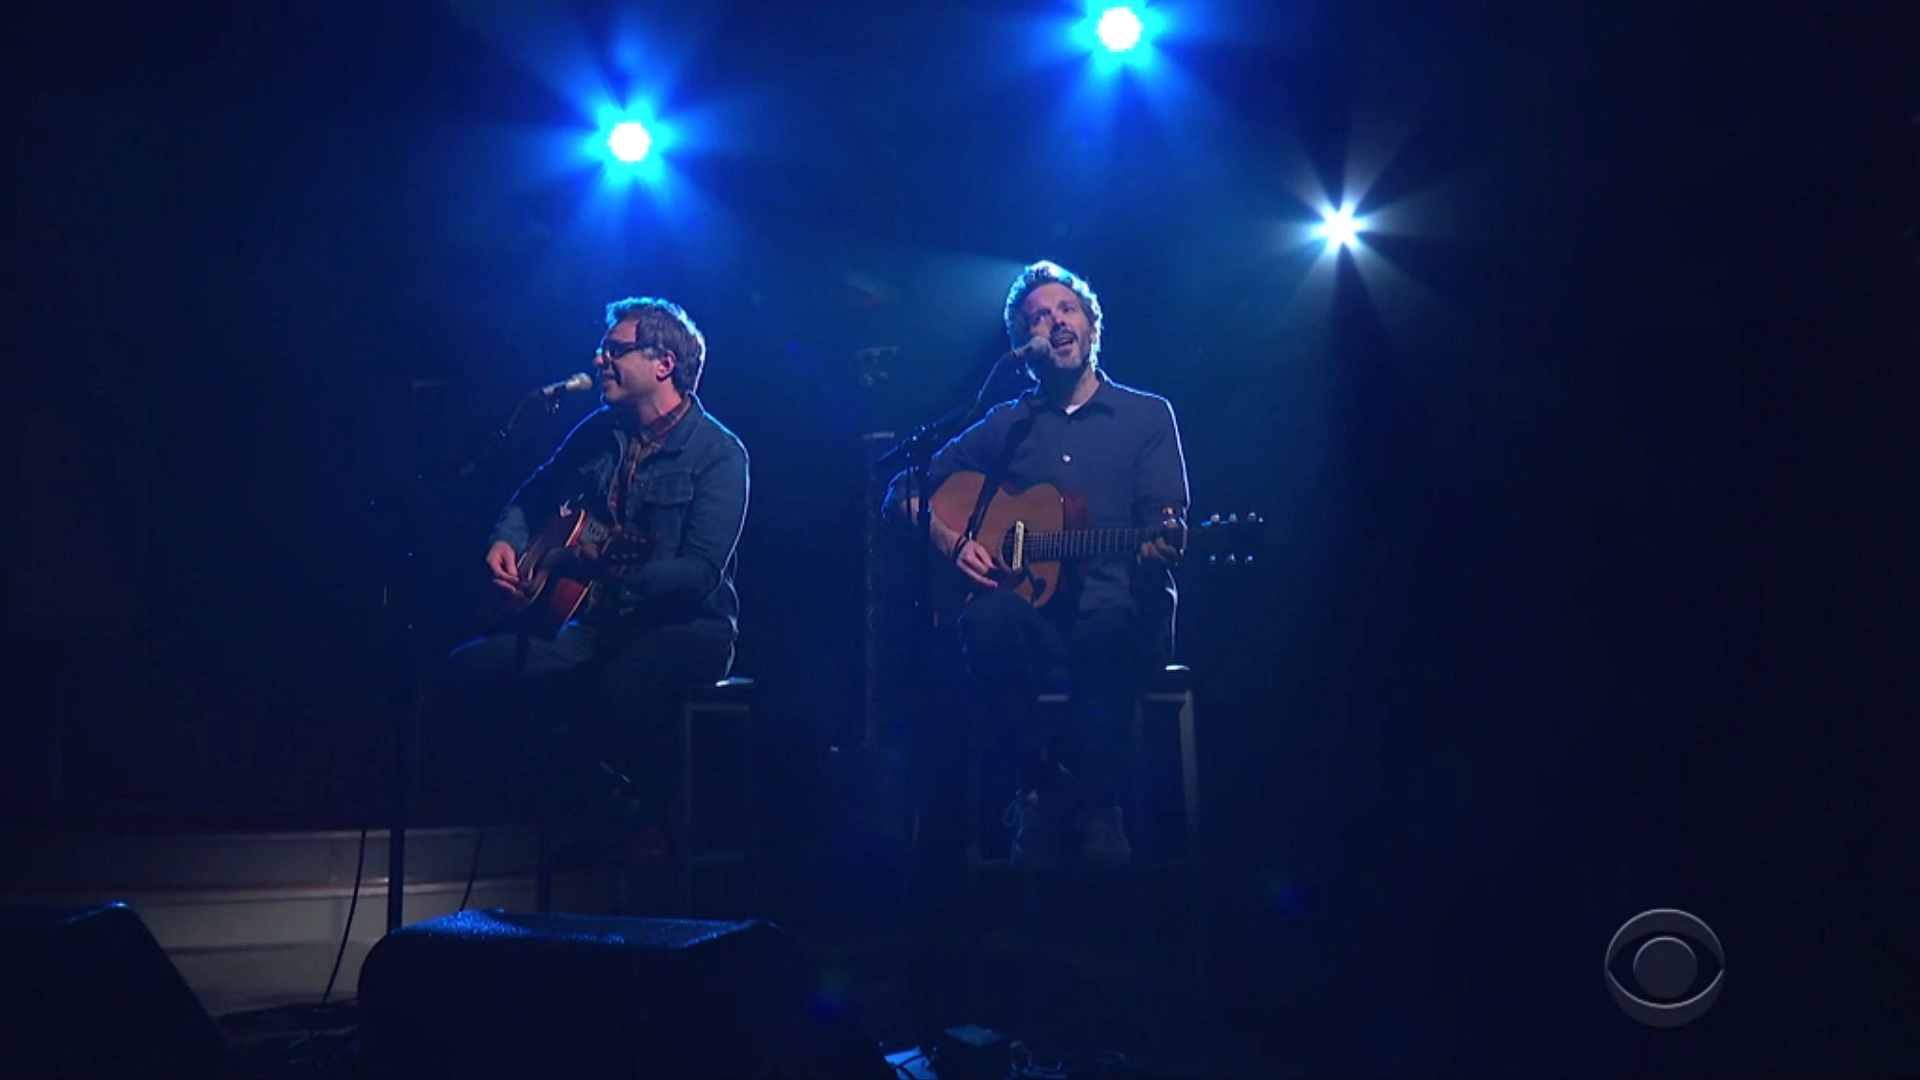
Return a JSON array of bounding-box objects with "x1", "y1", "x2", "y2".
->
[
  {"x1": 876, "y1": 353, "x2": 1021, "y2": 660},
  {"x1": 387, "y1": 381, "x2": 568, "y2": 934},
  {"x1": 458, "y1": 387, "x2": 569, "y2": 477},
  {"x1": 875, "y1": 350, "x2": 1023, "y2": 1032}
]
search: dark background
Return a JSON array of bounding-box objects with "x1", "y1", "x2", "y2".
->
[{"x1": 6, "y1": 0, "x2": 1914, "y2": 1075}]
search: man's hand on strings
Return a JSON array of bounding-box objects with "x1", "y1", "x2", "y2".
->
[
  {"x1": 951, "y1": 536, "x2": 1005, "y2": 589},
  {"x1": 485, "y1": 541, "x2": 523, "y2": 594}
]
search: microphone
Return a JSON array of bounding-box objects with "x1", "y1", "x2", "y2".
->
[
  {"x1": 997, "y1": 335, "x2": 1051, "y2": 369},
  {"x1": 538, "y1": 372, "x2": 595, "y2": 396}
]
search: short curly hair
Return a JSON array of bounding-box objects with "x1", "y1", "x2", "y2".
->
[
  {"x1": 604, "y1": 296, "x2": 707, "y2": 394},
  {"x1": 1002, "y1": 260, "x2": 1103, "y2": 364}
]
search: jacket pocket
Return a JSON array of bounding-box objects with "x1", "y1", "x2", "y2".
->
[{"x1": 640, "y1": 470, "x2": 695, "y2": 506}]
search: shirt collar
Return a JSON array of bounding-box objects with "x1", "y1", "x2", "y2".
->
[
  {"x1": 1023, "y1": 368, "x2": 1115, "y2": 415},
  {"x1": 616, "y1": 394, "x2": 696, "y2": 449}
]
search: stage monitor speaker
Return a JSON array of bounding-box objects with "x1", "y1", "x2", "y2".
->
[
  {"x1": 357, "y1": 909, "x2": 893, "y2": 1079},
  {"x1": 0, "y1": 901, "x2": 231, "y2": 1079}
]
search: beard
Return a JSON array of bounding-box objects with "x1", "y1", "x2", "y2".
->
[
  {"x1": 1033, "y1": 349, "x2": 1090, "y2": 383},
  {"x1": 1037, "y1": 328, "x2": 1090, "y2": 370}
]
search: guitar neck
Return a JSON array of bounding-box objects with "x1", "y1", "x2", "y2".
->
[{"x1": 1019, "y1": 527, "x2": 1158, "y2": 562}]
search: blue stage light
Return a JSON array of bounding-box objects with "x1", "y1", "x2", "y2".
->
[
  {"x1": 1095, "y1": 6, "x2": 1144, "y2": 53},
  {"x1": 1315, "y1": 205, "x2": 1364, "y2": 251},
  {"x1": 605, "y1": 120, "x2": 652, "y2": 164}
]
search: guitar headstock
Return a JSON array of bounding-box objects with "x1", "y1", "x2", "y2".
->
[
  {"x1": 600, "y1": 532, "x2": 657, "y2": 566},
  {"x1": 1187, "y1": 512, "x2": 1265, "y2": 564}
]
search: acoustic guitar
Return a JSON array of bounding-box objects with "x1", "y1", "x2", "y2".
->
[
  {"x1": 925, "y1": 470, "x2": 1263, "y2": 620},
  {"x1": 472, "y1": 501, "x2": 654, "y2": 638}
]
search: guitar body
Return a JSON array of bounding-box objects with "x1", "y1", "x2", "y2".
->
[
  {"x1": 927, "y1": 472, "x2": 1073, "y2": 617},
  {"x1": 472, "y1": 504, "x2": 649, "y2": 639}
]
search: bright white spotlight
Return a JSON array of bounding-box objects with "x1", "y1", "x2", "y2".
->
[
  {"x1": 1096, "y1": 6, "x2": 1144, "y2": 53},
  {"x1": 1315, "y1": 206, "x2": 1364, "y2": 251},
  {"x1": 606, "y1": 120, "x2": 653, "y2": 164}
]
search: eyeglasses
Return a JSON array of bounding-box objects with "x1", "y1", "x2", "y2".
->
[{"x1": 597, "y1": 338, "x2": 658, "y2": 360}]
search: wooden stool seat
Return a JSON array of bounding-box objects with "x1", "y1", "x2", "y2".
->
[
  {"x1": 1146, "y1": 662, "x2": 1192, "y2": 697},
  {"x1": 1035, "y1": 663, "x2": 1191, "y2": 702},
  {"x1": 686, "y1": 676, "x2": 755, "y2": 705}
]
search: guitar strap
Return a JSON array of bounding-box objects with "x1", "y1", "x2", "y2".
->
[{"x1": 963, "y1": 410, "x2": 1036, "y2": 544}]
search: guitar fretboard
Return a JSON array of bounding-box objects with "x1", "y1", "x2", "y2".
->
[{"x1": 1009, "y1": 528, "x2": 1157, "y2": 562}]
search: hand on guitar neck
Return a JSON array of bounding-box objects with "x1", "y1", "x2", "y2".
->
[{"x1": 1138, "y1": 507, "x2": 1185, "y2": 569}]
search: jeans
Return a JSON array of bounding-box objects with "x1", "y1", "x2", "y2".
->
[
  {"x1": 432, "y1": 620, "x2": 733, "y2": 825},
  {"x1": 955, "y1": 590, "x2": 1165, "y2": 811}
]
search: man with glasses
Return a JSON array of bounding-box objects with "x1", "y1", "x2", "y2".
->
[{"x1": 437, "y1": 296, "x2": 749, "y2": 860}]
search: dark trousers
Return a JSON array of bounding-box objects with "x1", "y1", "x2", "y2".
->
[
  {"x1": 955, "y1": 590, "x2": 1166, "y2": 811},
  {"x1": 431, "y1": 620, "x2": 733, "y2": 825}
]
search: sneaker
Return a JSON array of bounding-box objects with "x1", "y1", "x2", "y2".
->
[
  {"x1": 1078, "y1": 805, "x2": 1132, "y2": 864},
  {"x1": 1001, "y1": 790, "x2": 1064, "y2": 868}
]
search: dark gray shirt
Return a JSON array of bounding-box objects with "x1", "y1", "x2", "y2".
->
[{"x1": 885, "y1": 371, "x2": 1189, "y2": 640}]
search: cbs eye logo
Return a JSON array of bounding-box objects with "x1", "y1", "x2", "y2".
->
[{"x1": 1605, "y1": 908, "x2": 1725, "y2": 1027}]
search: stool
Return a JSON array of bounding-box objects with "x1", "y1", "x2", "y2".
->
[
  {"x1": 960, "y1": 664, "x2": 1206, "y2": 1021},
  {"x1": 667, "y1": 676, "x2": 758, "y2": 913},
  {"x1": 535, "y1": 677, "x2": 758, "y2": 916},
  {"x1": 1036, "y1": 663, "x2": 1200, "y2": 870}
]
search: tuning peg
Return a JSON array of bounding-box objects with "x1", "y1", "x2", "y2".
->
[
  {"x1": 1208, "y1": 554, "x2": 1219, "y2": 563},
  {"x1": 1228, "y1": 513, "x2": 1239, "y2": 523},
  {"x1": 1208, "y1": 513, "x2": 1221, "y2": 524},
  {"x1": 1227, "y1": 553, "x2": 1238, "y2": 563}
]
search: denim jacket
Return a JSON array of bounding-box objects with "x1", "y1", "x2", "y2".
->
[{"x1": 489, "y1": 394, "x2": 748, "y2": 642}]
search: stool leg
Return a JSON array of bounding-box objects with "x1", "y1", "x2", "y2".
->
[
  {"x1": 683, "y1": 699, "x2": 698, "y2": 914},
  {"x1": 1131, "y1": 699, "x2": 1152, "y2": 974},
  {"x1": 740, "y1": 702, "x2": 757, "y2": 901},
  {"x1": 535, "y1": 827, "x2": 554, "y2": 914},
  {"x1": 534, "y1": 759, "x2": 556, "y2": 914},
  {"x1": 676, "y1": 701, "x2": 695, "y2": 915},
  {"x1": 1018, "y1": 865, "x2": 1042, "y2": 1029},
  {"x1": 1178, "y1": 692, "x2": 1200, "y2": 862},
  {"x1": 963, "y1": 706, "x2": 984, "y2": 1022},
  {"x1": 1178, "y1": 691, "x2": 1207, "y2": 1005},
  {"x1": 533, "y1": 719, "x2": 561, "y2": 915}
]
